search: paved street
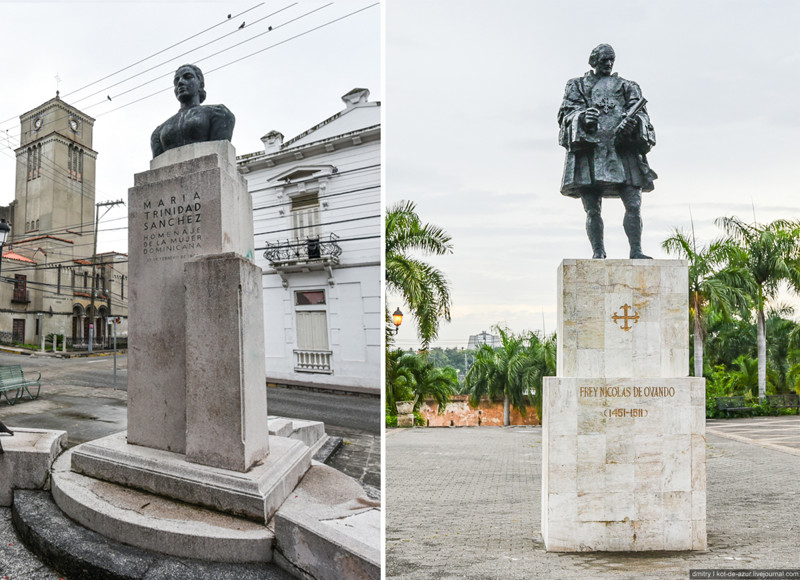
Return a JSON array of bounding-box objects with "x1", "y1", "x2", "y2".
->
[
  {"x1": 267, "y1": 384, "x2": 381, "y2": 434},
  {"x1": 386, "y1": 421, "x2": 800, "y2": 579}
]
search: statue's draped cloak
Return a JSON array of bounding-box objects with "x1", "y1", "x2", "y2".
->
[{"x1": 558, "y1": 71, "x2": 657, "y2": 197}]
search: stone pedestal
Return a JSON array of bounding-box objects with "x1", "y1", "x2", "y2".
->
[
  {"x1": 67, "y1": 141, "x2": 291, "y2": 517},
  {"x1": 541, "y1": 259, "x2": 706, "y2": 551},
  {"x1": 127, "y1": 141, "x2": 256, "y2": 454},
  {"x1": 38, "y1": 141, "x2": 379, "y2": 571},
  {"x1": 396, "y1": 400, "x2": 415, "y2": 428}
]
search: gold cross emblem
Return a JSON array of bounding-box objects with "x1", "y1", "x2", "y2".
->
[{"x1": 612, "y1": 303, "x2": 640, "y2": 331}]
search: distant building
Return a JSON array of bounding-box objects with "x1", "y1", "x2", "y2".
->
[
  {"x1": 238, "y1": 88, "x2": 380, "y2": 393},
  {"x1": 0, "y1": 95, "x2": 128, "y2": 347},
  {"x1": 467, "y1": 330, "x2": 501, "y2": 350}
]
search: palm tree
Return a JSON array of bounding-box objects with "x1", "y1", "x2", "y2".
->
[
  {"x1": 703, "y1": 305, "x2": 756, "y2": 369},
  {"x1": 512, "y1": 330, "x2": 556, "y2": 422},
  {"x1": 765, "y1": 309, "x2": 799, "y2": 392},
  {"x1": 385, "y1": 350, "x2": 458, "y2": 416},
  {"x1": 385, "y1": 200, "x2": 453, "y2": 350},
  {"x1": 464, "y1": 327, "x2": 548, "y2": 425},
  {"x1": 662, "y1": 226, "x2": 748, "y2": 378},
  {"x1": 716, "y1": 216, "x2": 800, "y2": 400},
  {"x1": 729, "y1": 354, "x2": 760, "y2": 398}
]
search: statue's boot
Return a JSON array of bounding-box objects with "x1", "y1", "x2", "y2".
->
[
  {"x1": 624, "y1": 213, "x2": 651, "y2": 260},
  {"x1": 587, "y1": 215, "x2": 606, "y2": 259}
]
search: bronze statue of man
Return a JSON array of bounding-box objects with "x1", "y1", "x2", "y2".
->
[
  {"x1": 150, "y1": 64, "x2": 235, "y2": 158},
  {"x1": 558, "y1": 44, "x2": 657, "y2": 259}
]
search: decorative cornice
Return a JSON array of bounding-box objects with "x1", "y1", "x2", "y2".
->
[
  {"x1": 19, "y1": 98, "x2": 95, "y2": 125},
  {"x1": 15, "y1": 132, "x2": 98, "y2": 157},
  {"x1": 238, "y1": 125, "x2": 379, "y2": 172}
]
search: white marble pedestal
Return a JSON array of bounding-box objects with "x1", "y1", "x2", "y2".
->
[{"x1": 541, "y1": 259, "x2": 707, "y2": 551}]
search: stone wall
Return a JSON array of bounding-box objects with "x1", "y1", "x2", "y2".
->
[{"x1": 418, "y1": 395, "x2": 540, "y2": 427}]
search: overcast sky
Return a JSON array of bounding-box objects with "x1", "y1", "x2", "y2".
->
[
  {"x1": 0, "y1": 1, "x2": 379, "y2": 253},
  {"x1": 386, "y1": 0, "x2": 800, "y2": 350}
]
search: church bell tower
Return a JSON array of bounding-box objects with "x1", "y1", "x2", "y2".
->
[{"x1": 13, "y1": 95, "x2": 97, "y2": 259}]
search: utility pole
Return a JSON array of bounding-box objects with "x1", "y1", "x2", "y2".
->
[{"x1": 89, "y1": 199, "x2": 124, "y2": 353}]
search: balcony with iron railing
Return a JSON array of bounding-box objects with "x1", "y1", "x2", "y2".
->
[
  {"x1": 263, "y1": 233, "x2": 342, "y2": 273},
  {"x1": 294, "y1": 349, "x2": 333, "y2": 374}
]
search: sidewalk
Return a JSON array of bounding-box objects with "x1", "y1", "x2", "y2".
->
[
  {"x1": 386, "y1": 421, "x2": 800, "y2": 579},
  {"x1": 707, "y1": 415, "x2": 800, "y2": 455},
  {"x1": 0, "y1": 345, "x2": 127, "y2": 359}
]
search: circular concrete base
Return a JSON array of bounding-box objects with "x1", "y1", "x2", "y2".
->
[
  {"x1": 12, "y1": 490, "x2": 292, "y2": 580},
  {"x1": 51, "y1": 449, "x2": 274, "y2": 564}
]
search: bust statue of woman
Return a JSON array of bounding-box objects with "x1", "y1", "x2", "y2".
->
[{"x1": 150, "y1": 64, "x2": 235, "y2": 158}]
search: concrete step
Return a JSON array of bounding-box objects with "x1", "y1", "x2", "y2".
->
[
  {"x1": 12, "y1": 489, "x2": 292, "y2": 580},
  {"x1": 51, "y1": 448, "x2": 275, "y2": 564}
]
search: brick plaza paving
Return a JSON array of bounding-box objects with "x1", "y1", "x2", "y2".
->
[{"x1": 386, "y1": 422, "x2": 800, "y2": 579}]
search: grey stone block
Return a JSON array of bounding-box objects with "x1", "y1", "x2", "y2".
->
[
  {"x1": 70, "y1": 431, "x2": 310, "y2": 523},
  {"x1": 0, "y1": 428, "x2": 66, "y2": 506},
  {"x1": 274, "y1": 464, "x2": 381, "y2": 580},
  {"x1": 185, "y1": 253, "x2": 268, "y2": 472}
]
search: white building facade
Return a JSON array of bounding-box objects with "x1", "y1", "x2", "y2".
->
[{"x1": 238, "y1": 88, "x2": 380, "y2": 394}]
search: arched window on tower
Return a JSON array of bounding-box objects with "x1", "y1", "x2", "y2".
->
[{"x1": 68, "y1": 146, "x2": 84, "y2": 182}]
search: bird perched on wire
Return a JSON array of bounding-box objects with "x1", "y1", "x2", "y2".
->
[
  {"x1": 227, "y1": 13, "x2": 231, "y2": 18},
  {"x1": 239, "y1": 21, "x2": 245, "y2": 29},
  {"x1": 107, "y1": 95, "x2": 112, "y2": 101},
  {"x1": 0, "y1": 420, "x2": 13, "y2": 454}
]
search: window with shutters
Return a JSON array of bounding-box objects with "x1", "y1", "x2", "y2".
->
[
  {"x1": 12, "y1": 275, "x2": 28, "y2": 303},
  {"x1": 293, "y1": 289, "x2": 332, "y2": 373},
  {"x1": 296, "y1": 311, "x2": 329, "y2": 351},
  {"x1": 290, "y1": 193, "x2": 320, "y2": 242}
]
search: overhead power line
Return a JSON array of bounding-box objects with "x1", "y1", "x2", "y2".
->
[
  {"x1": 0, "y1": 2, "x2": 268, "y2": 129},
  {"x1": 62, "y1": 3, "x2": 267, "y2": 100},
  {"x1": 70, "y1": 3, "x2": 300, "y2": 108},
  {"x1": 0, "y1": 1, "x2": 376, "y2": 145},
  {"x1": 97, "y1": 3, "x2": 378, "y2": 118}
]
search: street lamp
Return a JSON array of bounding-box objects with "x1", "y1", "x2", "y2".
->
[
  {"x1": 392, "y1": 307, "x2": 403, "y2": 335},
  {"x1": 0, "y1": 219, "x2": 10, "y2": 279}
]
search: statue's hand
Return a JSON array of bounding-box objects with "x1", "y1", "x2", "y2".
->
[
  {"x1": 583, "y1": 107, "x2": 599, "y2": 130},
  {"x1": 618, "y1": 116, "x2": 638, "y2": 136}
]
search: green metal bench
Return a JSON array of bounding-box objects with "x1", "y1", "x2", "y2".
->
[
  {"x1": 0, "y1": 365, "x2": 41, "y2": 405},
  {"x1": 715, "y1": 396, "x2": 753, "y2": 417},
  {"x1": 766, "y1": 393, "x2": 800, "y2": 413}
]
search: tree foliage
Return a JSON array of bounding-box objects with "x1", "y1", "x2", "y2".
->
[
  {"x1": 463, "y1": 326, "x2": 555, "y2": 425},
  {"x1": 665, "y1": 216, "x2": 800, "y2": 413},
  {"x1": 385, "y1": 350, "x2": 458, "y2": 416},
  {"x1": 385, "y1": 200, "x2": 453, "y2": 349},
  {"x1": 662, "y1": 225, "x2": 748, "y2": 377},
  {"x1": 715, "y1": 216, "x2": 800, "y2": 399}
]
